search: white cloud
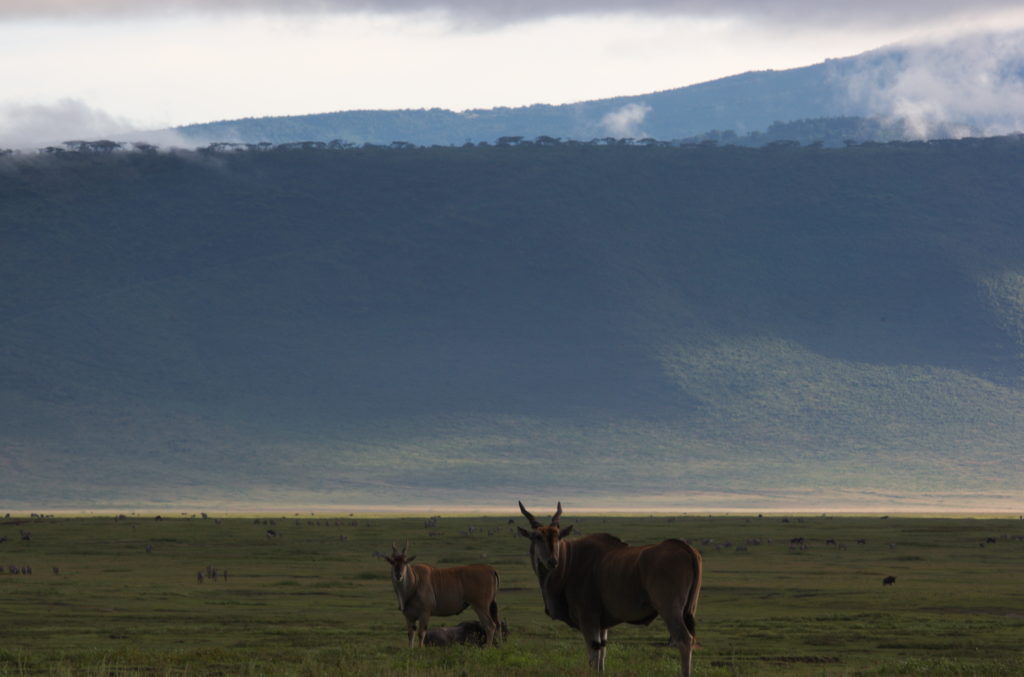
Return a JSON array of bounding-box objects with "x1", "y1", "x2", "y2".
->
[
  {"x1": 839, "y1": 31, "x2": 1024, "y2": 138},
  {"x1": 0, "y1": 99, "x2": 202, "y2": 150},
  {"x1": 0, "y1": 99, "x2": 137, "y2": 149},
  {"x1": 600, "y1": 103, "x2": 652, "y2": 138}
]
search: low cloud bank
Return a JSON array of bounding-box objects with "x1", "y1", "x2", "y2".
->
[
  {"x1": 837, "y1": 30, "x2": 1024, "y2": 138},
  {"x1": 0, "y1": 99, "x2": 138, "y2": 150},
  {"x1": 0, "y1": 99, "x2": 198, "y2": 151}
]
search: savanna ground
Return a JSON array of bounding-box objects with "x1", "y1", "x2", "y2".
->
[{"x1": 0, "y1": 511, "x2": 1022, "y2": 676}]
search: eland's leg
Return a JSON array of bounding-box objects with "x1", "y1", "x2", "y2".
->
[
  {"x1": 415, "y1": 614, "x2": 430, "y2": 648},
  {"x1": 406, "y1": 619, "x2": 417, "y2": 648},
  {"x1": 676, "y1": 633, "x2": 694, "y2": 677},
  {"x1": 580, "y1": 622, "x2": 605, "y2": 671},
  {"x1": 488, "y1": 600, "x2": 501, "y2": 646},
  {"x1": 473, "y1": 604, "x2": 498, "y2": 646},
  {"x1": 661, "y1": 614, "x2": 695, "y2": 677},
  {"x1": 597, "y1": 628, "x2": 609, "y2": 671}
]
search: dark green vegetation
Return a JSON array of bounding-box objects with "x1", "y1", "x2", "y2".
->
[
  {"x1": 171, "y1": 45, "x2": 965, "y2": 147},
  {"x1": 0, "y1": 514, "x2": 1021, "y2": 676},
  {"x1": 4, "y1": 138, "x2": 1024, "y2": 508}
]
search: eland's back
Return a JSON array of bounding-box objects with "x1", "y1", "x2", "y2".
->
[{"x1": 421, "y1": 563, "x2": 499, "y2": 616}]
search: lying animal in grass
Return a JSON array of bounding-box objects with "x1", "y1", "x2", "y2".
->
[{"x1": 423, "y1": 619, "x2": 510, "y2": 647}]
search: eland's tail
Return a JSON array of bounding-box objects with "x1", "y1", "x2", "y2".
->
[
  {"x1": 490, "y1": 569, "x2": 501, "y2": 623},
  {"x1": 685, "y1": 545, "x2": 702, "y2": 646}
]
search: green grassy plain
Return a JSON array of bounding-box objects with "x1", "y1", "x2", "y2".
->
[{"x1": 0, "y1": 513, "x2": 1021, "y2": 676}]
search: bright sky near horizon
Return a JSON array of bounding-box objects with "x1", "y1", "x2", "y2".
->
[{"x1": 3, "y1": 1, "x2": 1024, "y2": 146}]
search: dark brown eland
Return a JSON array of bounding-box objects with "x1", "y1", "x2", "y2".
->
[
  {"x1": 518, "y1": 501, "x2": 702, "y2": 676},
  {"x1": 383, "y1": 542, "x2": 501, "y2": 648}
]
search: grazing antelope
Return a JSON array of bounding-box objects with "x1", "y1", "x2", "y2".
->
[
  {"x1": 518, "y1": 501, "x2": 702, "y2": 676},
  {"x1": 383, "y1": 542, "x2": 501, "y2": 648}
]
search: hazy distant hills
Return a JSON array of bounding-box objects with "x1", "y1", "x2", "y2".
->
[
  {"x1": 174, "y1": 64, "x2": 846, "y2": 146},
  {"x1": 3, "y1": 138, "x2": 1024, "y2": 511},
  {"x1": 171, "y1": 43, "x2": 994, "y2": 148}
]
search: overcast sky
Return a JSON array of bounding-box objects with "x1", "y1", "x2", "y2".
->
[{"x1": 3, "y1": 1, "x2": 1024, "y2": 146}]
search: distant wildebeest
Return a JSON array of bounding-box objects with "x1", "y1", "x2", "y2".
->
[
  {"x1": 423, "y1": 619, "x2": 510, "y2": 647},
  {"x1": 517, "y1": 501, "x2": 702, "y2": 676},
  {"x1": 882, "y1": 576, "x2": 896, "y2": 586},
  {"x1": 383, "y1": 541, "x2": 501, "y2": 648}
]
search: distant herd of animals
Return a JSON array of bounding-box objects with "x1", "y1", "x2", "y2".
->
[{"x1": 384, "y1": 501, "x2": 704, "y2": 676}]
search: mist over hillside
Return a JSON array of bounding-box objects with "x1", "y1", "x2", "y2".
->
[{"x1": 3, "y1": 138, "x2": 1024, "y2": 512}]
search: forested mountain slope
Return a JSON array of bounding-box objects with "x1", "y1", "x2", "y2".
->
[
  {"x1": 170, "y1": 52, "x2": 886, "y2": 146},
  {"x1": 175, "y1": 63, "x2": 842, "y2": 146},
  {"x1": 3, "y1": 138, "x2": 1024, "y2": 510}
]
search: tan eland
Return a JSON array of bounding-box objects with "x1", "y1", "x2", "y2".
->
[
  {"x1": 383, "y1": 542, "x2": 501, "y2": 648},
  {"x1": 517, "y1": 501, "x2": 702, "y2": 676}
]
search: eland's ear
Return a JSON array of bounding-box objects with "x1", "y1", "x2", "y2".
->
[
  {"x1": 406, "y1": 554, "x2": 416, "y2": 563},
  {"x1": 384, "y1": 555, "x2": 395, "y2": 564},
  {"x1": 517, "y1": 526, "x2": 533, "y2": 539},
  {"x1": 559, "y1": 524, "x2": 574, "y2": 539}
]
